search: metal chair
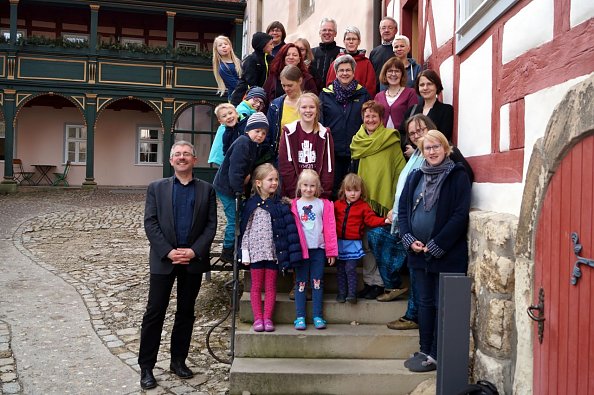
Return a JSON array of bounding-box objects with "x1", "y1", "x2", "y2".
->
[
  {"x1": 13, "y1": 159, "x2": 36, "y2": 185},
  {"x1": 52, "y1": 161, "x2": 71, "y2": 186}
]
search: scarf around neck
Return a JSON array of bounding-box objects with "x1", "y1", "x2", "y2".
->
[
  {"x1": 333, "y1": 79, "x2": 358, "y2": 104},
  {"x1": 350, "y1": 124, "x2": 404, "y2": 216},
  {"x1": 420, "y1": 156, "x2": 455, "y2": 211}
]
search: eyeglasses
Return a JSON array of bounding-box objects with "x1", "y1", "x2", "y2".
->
[
  {"x1": 386, "y1": 69, "x2": 402, "y2": 75},
  {"x1": 409, "y1": 127, "x2": 428, "y2": 137},
  {"x1": 337, "y1": 68, "x2": 353, "y2": 74},
  {"x1": 320, "y1": 29, "x2": 335, "y2": 33},
  {"x1": 344, "y1": 37, "x2": 359, "y2": 41},
  {"x1": 423, "y1": 144, "x2": 442, "y2": 153},
  {"x1": 173, "y1": 152, "x2": 194, "y2": 158}
]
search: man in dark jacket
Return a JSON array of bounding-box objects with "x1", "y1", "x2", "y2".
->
[
  {"x1": 230, "y1": 32, "x2": 274, "y2": 106},
  {"x1": 370, "y1": 17, "x2": 399, "y2": 91},
  {"x1": 311, "y1": 18, "x2": 343, "y2": 90}
]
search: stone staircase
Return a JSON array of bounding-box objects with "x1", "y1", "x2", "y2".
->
[{"x1": 229, "y1": 267, "x2": 435, "y2": 394}]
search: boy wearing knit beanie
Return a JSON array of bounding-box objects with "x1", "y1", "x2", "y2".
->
[
  {"x1": 213, "y1": 113, "x2": 269, "y2": 262},
  {"x1": 230, "y1": 32, "x2": 274, "y2": 106}
]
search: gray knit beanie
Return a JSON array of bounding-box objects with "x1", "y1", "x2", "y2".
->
[{"x1": 245, "y1": 112, "x2": 269, "y2": 133}]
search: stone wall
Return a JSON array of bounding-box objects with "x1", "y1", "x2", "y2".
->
[{"x1": 468, "y1": 210, "x2": 519, "y2": 394}]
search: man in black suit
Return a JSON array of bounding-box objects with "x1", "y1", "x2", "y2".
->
[{"x1": 138, "y1": 140, "x2": 217, "y2": 390}]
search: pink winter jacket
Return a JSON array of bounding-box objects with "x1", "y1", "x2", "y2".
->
[{"x1": 291, "y1": 198, "x2": 338, "y2": 259}]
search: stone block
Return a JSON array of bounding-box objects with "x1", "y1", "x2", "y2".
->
[
  {"x1": 472, "y1": 349, "x2": 511, "y2": 395},
  {"x1": 476, "y1": 298, "x2": 514, "y2": 357},
  {"x1": 477, "y1": 250, "x2": 515, "y2": 294}
]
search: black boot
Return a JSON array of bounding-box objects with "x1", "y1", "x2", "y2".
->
[
  {"x1": 170, "y1": 359, "x2": 194, "y2": 379},
  {"x1": 140, "y1": 368, "x2": 157, "y2": 389},
  {"x1": 357, "y1": 284, "x2": 372, "y2": 298},
  {"x1": 220, "y1": 247, "x2": 234, "y2": 263}
]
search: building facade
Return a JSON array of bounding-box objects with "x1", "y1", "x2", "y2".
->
[
  {"x1": 0, "y1": 0, "x2": 245, "y2": 191},
  {"x1": 244, "y1": 0, "x2": 594, "y2": 393}
]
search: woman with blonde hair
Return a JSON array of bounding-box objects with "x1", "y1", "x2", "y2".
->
[
  {"x1": 278, "y1": 92, "x2": 334, "y2": 199},
  {"x1": 212, "y1": 35, "x2": 242, "y2": 100},
  {"x1": 294, "y1": 37, "x2": 323, "y2": 91}
]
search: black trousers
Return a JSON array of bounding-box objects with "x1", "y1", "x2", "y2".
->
[{"x1": 138, "y1": 265, "x2": 202, "y2": 369}]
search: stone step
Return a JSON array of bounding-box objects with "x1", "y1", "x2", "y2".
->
[
  {"x1": 234, "y1": 322, "x2": 419, "y2": 359},
  {"x1": 229, "y1": 357, "x2": 435, "y2": 395},
  {"x1": 239, "y1": 292, "x2": 407, "y2": 324},
  {"x1": 243, "y1": 267, "x2": 411, "y2": 293}
]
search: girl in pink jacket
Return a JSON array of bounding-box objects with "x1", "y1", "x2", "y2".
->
[{"x1": 290, "y1": 169, "x2": 338, "y2": 330}]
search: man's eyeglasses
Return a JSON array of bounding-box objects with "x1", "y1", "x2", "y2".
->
[{"x1": 173, "y1": 152, "x2": 194, "y2": 158}]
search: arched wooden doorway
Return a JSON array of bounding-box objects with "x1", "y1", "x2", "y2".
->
[
  {"x1": 516, "y1": 75, "x2": 594, "y2": 394},
  {"x1": 533, "y1": 134, "x2": 594, "y2": 394}
]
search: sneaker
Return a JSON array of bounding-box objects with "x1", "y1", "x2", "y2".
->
[
  {"x1": 336, "y1": 294, "x2": 346, "y2": 303},
  {"x1": 376, "y1": 288, "x2": 408, "y2": 302},
  {"x1": 357, "y1": 284, "x2": 372, "y2": 298},
  {"x1": 407, "y1": 354, "x2": 437, "y2": 372},
  {"x1": 263, "y1": 319, "x2": 275, "y2": 332},
  {"x1": 313, "y1": 317, "x2": 327, "y2": 329},
  {"x1": 294, "y1": 316, "x2": 306, "y2": 330},
  {"x1": 346, "y1": 296, "x2": 357, "y2": 304},
  {"x1": 252, "y1": 319, "x2": 264, "y2": 332},
  {"x1": 365, "y1": 285, "x2": 384, "y2": 300},
  {"x1": 220, "y1": 247, "x2": 234, "y2": 263},
  {"x1": 387, "y1": 316, "x2": 419, "y2": 330}
]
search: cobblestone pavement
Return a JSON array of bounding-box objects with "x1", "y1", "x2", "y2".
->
[{"x1": 0, "y1": 188, "x2": 236, "y2": 394}]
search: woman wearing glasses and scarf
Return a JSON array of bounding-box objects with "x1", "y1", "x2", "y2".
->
[{"x1": 397, "y1": 129, "x2": 471, "y2": 373}]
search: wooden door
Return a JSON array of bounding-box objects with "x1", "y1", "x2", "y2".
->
[{"x1": 533, "y1": 135, "x2": 594, "y2": 394}]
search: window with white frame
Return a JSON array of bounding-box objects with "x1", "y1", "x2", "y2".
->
[
  {"x1": 65, "y1": 124, "x2": 87, "y2": 164},
  {"x1": 121, "y1": 37, "x2": 145, "y2": 46},
  {"x1": 176, "y1": 41, "x2": 198, "y2": 51},
  {"x1": 138, "y1": 126, "x2": 163, "y2": 164},
  {"x1": 456, "y1": 0, "x2": 519, "y2": 53},
  {"x1": 1, "y1": 29, "x2": 25, "y2": 41},
  {"x1": 63, "y1": 33, "x2": 88, "y2": 44}
]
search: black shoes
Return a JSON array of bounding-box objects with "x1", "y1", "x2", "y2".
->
[
  {"x1": 220, "y1": 247, "x2": 234, "y2": 264},
  {"x1": 364, "y1": 285, "x2": 385, "y2": 300},
  {"x1": 140, "y1": 368, "x2": 157, "y2": 390},
  {"x1": 357, "y1": 284, "x2": 372, "y2": 298},
  {"x1": 170, "y1": 359, "x2": 194, "y2": 379}
]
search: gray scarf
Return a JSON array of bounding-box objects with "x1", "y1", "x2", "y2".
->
[{"x1": 420, "y1": 157, "x2": 455, "y2": 211}]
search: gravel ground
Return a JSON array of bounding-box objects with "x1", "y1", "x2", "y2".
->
[{"x1": 0, "y1": 187, "x2": 241, "y2": 394}]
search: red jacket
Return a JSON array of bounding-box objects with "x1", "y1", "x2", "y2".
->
[
  {"x1": 326, "y1": 50, "x2": 376, "y2": 97},
  {"x1": 334, "y1": 198, "x2": 386, "y2": 240}
]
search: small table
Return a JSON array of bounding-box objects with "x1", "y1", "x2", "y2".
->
[{"x1": 33, "y1": 164, "x2": 56, "y2": 185}]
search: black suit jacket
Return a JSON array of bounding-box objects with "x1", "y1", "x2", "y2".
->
[{"x1": 144, "y1": 176, "x2": 217, "y2": 274}]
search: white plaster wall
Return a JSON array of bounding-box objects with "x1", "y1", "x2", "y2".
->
[
  {"x1": 424, "y1": 24, "x2": 432, "y2": 61},
  {"x1": 440, "y1": 56, "x2": 454, "y2": 105},
  {"x1": 523, "y1": 73, "x2": 592, "y2": 180},
  {"x1": 433, "y1": 0, "x2": 455, "y2": 47},
  {"x1": 457, "y1": 37, "x2": 492, "y2": 157},
  {"x1": 386, "y1": 0, "x2": 401, "y2": 24},
  {"x1": 252, "y1": 1, "x2": 375, "y2": 57},
  {"x1": 499, "y1": 103, "x2": 510, "y2": 152},
  {"x1": 471, "y1": 183, "x2": 524, "y2": 214},
  {"x1": 571, "y1": 0, "x2": 594, "y2": 27},
  {"x1": 501, "y1": 0, "x2": 554, "y2": 64},
  {"x1": 95, "y1": 109, "x2": 163, "y2": 186}
]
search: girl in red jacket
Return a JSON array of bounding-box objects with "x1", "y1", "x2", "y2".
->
[{"x1": 334, "y1": 173, "x2": 389, "y2": 303}]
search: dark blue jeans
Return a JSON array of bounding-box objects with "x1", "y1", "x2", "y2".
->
[
  {"x1": 414, "y1": 268, "x2": 439, "y2": 359},
  {"x1": 336, "y1": 259, "x2": 358, "y2": 298},
  {"x1": 295, "y1": 248, "x2": 325, "y2": 318},
  {"x1": 367, "y1": 226, "x2": 406, "y2": 289},
  {"x1": 404, "y1": 264, "x2": 418, "y2": 322}
]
